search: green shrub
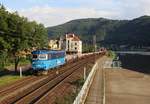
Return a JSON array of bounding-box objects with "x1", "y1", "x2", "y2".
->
[{"x1": 107, "y1": 50, "x2": 116, "y2": 59}]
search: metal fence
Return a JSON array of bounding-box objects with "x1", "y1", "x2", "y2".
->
[
  {"x1": 73, "y1": 62, "x2": 98, "y2": 104},
  {"x1": 103, "y1": 60, "x2": 122, "y2": 69}
]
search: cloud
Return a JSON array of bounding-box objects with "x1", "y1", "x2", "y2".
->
[
  {"x1": 9, "y1": 0, "x2": 150, "y2": 27},
  {"x1": 18, "y1": 6, "x2": 119, "y2": 27},
  {"x1": 113, "y1": 0, "x2": 150, "y2": 19}
]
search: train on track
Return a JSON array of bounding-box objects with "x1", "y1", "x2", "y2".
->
[
  {"x1": 31, "y1": 49, "x2": 106, "y2": 75},
  {"x1": 31, "y1": 50, "x2": 66, "y2": 74}
]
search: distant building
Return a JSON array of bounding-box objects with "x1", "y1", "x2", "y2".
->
[
  {"x1": 48, "y1": 34, "x2": 82, "y2": 54},
  {"x1": 48, "y1": 39, "x2": 60, "y2": 50},
  {"x1": 65, "y1": 33, "x2": 82, "y2": 54}
]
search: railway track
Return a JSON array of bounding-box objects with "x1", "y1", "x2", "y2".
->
[
  {"x1": 0, "y1": 69, "x2": 62, "y2": 99},
  {"x1": 0, "y1": 56, "x2": 81, "y2": 99},
  {"x1": 0, "y1": 53, "x2": 102, "y2": 104},
  {"x1": 15, "y1": 59, "x2": 88, "y2": 104},
  {"x1": 0, "y1": 76, "x2": 41, "y2": 97},
  {"x1": 0, "y1": 53, "x2": 98, "y2": 104},
  {"x1": 18, "y1": 55, "x2": 97, "y2": 104},
  {"x1": 35, "y1": 56, "x2": 96, "y2": 104}
]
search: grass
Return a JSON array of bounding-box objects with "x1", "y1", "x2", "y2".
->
[
  {"x1": 4, "y1": 59, "x2": 31, "y2": 70},
  {"x1": 19, "y1": 59, "x2": 31, "y2": 66},
  {"x1": 0, "y1": 75, "x2": 23, "y2": 87}
]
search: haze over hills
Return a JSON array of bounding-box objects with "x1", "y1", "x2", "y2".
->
[{"x1": 47, "y1": 16, "x2": 150, "y2": 48}]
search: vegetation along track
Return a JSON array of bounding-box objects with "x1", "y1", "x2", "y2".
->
[{"x1": 0, "y1": 54, "x2": 100, "y2": 104}]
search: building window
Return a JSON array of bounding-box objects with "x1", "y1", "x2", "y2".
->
[
  {"x1": 75, "y1": 43, "x2": 77, "y2": 45},
  {"x1": 68, "y1": 40, "x2": 69, "y2": 50},
  {"x1": 71, "y1": 43, "x2": 73, "y2": 47},
  {"x1": 75, "y1": 47, "x2": 77, "y2": 50}
]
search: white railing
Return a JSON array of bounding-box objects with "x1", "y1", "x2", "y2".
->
[
  {"x1": 103, "y1": 60, "x2": 122, "y2": 69},
  {"x1": 73, "y1": 62, "x2": 98, "y2": 104}
]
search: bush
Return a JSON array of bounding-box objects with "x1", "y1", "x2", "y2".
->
[{"x1": 107, "y1": 50, "x2": 116, "y2": 59}]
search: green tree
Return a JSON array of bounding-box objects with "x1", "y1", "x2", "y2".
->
[{"x1": 0, "y1": 5, "x2": 48, "y2": 71}]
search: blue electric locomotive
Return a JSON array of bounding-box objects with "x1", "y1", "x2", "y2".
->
[{"x1": 31, "y1": 50, "x2": 66, "y2": 71}]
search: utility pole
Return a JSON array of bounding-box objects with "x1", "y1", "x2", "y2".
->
[
  {"x1": 93, "y1": 35, "x2": 97, "y2": 62},
  {"x1": 93, "y1": 35, "x2": 97, "y2": 52},
  {"x1": 59, "y1": 36, "x2": 63, "y2": 50}
]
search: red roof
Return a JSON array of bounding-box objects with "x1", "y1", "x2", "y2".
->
[
  {"x1": 72, "y1": 36, "x2": 80, "y2": 41},
  {"x1": 66, "y1": 33, "x2": 74, "y2": 38},
  {"x1": 66, "y1": 33, "x2": 81, "y2": 41}
]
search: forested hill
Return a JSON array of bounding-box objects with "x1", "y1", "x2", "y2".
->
[{"x1": 47, "y1": 16, "x2": 150, "y2": 46}]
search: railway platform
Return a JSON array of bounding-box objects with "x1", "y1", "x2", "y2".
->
[
  {"x1": 84, "y1": 60, "x2": 104, "y2": 104},
  {"x1": 73, "y1": 56, "x2": 108, "y2": 104},
  {"x1": 74, "y1": 55, "x2": 150, "y2": 104}
]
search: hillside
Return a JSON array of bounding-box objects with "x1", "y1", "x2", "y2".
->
[{"x1": 47, "y1": 16, "x2": 150, "y2": 48}]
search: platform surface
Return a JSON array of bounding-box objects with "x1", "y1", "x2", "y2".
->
[
  {"x1": 85, "y1": 57, "x2": 150, "y2": 104},
  {"x1": 84, "y1": 57, "x2": 107, "y2": 104}
]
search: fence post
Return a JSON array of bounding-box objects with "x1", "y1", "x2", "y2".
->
[
  {"x1": 84, "y1": 67, "x2": 86, "y2": 81},
  {"x1": 20, "y1": 67, "x2": 22, "y2": 78}
]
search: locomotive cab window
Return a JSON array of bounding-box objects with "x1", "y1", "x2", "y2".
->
[
  {"x1": 32, "y1": 54, "x2": 38, "y2": 60},
  {"x1": 39, "y1": 54, "x2": 48, "y2": 60}
]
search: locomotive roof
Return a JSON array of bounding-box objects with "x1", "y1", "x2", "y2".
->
[{"x1": 32, "y1": 50, "x2": 65, "y2": 54}]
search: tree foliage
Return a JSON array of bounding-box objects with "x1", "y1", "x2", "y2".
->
[{"x1": 0, "y1": 5, "x2": 48, "y2": 71}]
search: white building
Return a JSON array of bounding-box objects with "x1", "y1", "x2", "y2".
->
[{"x1": 66, "y1": 33, "x2": 82, "y2": 54}]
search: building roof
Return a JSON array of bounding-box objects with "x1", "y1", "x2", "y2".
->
[
  {"x1": 66, "y1": 33, "x2": 81, "y2": 41},
  {"x1": 72, "y1": 36, "x2": 80, "y2": 41}
]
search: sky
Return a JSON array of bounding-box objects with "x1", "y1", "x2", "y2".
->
[{"x1": 1, "y1": 0, "x2": 150, "y2": 27}]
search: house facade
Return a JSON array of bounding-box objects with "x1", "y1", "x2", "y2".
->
[
  {"x1": 48, "y1": 39, "x2": 60, "y2": 50},
  {"x1": 48, "y1": 33, "x2": 82, "y2": 54},
  {"x1": 65, "y1": 33, "x2": 82, "y2": 54}
]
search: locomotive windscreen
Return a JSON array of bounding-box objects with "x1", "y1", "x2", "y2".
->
[
  {"x1": 32, "y1": 54, "x2": 38, "y2": 60},
  {"x1": 38, "y1": 54, "x2": 48, "y2": 60},
  {"x1": 32, "y1": 54, "x2": 48, "y2": 60}
]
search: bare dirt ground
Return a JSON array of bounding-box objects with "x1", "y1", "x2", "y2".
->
[{"x1": 105, "y1": 68, "x2": 150, "y2": 104}]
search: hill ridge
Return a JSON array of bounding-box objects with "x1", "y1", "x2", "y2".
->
[{"x1": 47, "y1": 16, "x2": 150, "y2": 47}]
